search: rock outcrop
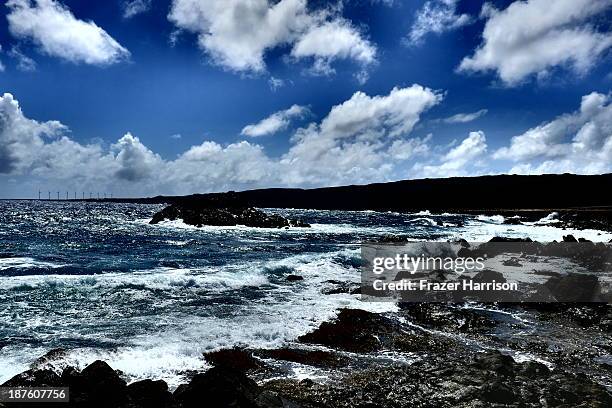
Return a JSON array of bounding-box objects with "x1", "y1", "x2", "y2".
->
[{"x1": 149, "y1": 202, "x2": 310, "y2": 228}]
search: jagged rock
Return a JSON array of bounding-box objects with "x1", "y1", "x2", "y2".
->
[
  {"x1": 502, "y1": 257, "x2": 522, "y2": 267},
  {"x1": 126, "y1": 379, "x2": 174, "y2": 408},
  {"x1": 203, "y1": 348, "x2": 265, "y2": 372},
  {"x1": 173, "y1": 366, "x2": 286, "y2": 408},
  {"x1": 71, "y1": 360, "x2": 127, "y2": 407},
  {"x1": 298, "y1": 309, "x2": 399, "y2": 352},
  {"x1": 286, "y1": 275, "x2": 304, "y2": 282},
  {"x1": 3, "y1": 368, "x2": 63, "y2": 387},
  {"x1": 544, "y1": 273, "x2": 601, "y2": 302},
  {"x1": 150, "y1": 203, "x2": 309, "y2": 228}
]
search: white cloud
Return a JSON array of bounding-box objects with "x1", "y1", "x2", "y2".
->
[
  {"x1": 418, "y1": 131, "x2": 488, "y2": 177},
  {"x1": 408, "y1": 0, "x2": 472, "y2": 45},
  {"x1": 290, "y1": 19, "x2": 376, "y2": 69},
  {"x1": 459, "y1": 0, "x2": 612, "y2": 85},
  {"x1": 0, "y1": 45, "x2": 5, "y2": 72},
  {"x1": 170, "y1": 133, "x2": 182, "y2": 140},
  {"x1": 168, "y1": 0, "x2": 376, "y2": 76},
  {"x1": 168, "y1": 141, "x2": 275, "y2": 192},
  {"x1": 279, "y1": 85, "x2": 442, "y2": 185},
  {"x1": 0, "y1": 87, "x2": 443, "y2": 195},
  {"x1": 112, "y1": 133, "x2": 163, "y2": 182},
  {"x1": 5, "y1": 88, "x2": 610, "y2": 198},
  {"x1": 439, "y1": 109, "x2": 487, "y2": 124},
  {"x1": 0, "y1": 92, "x2": 67, "y2": 174},
  {"x1": 7, "y1": 0, "x2": 130, "y2": 65},
  {"x1": 268, "y1": 77, "x2": 285, "y2": 91},
  {"x1": 389, "y1": 134, "x2": 431, "y2": 160},
  {"x1": 122, "y1": 0, "x2": 152, "y2": 19},
  {"x1": 241, "y1": 105, "x2": 309, "y2": 137},
  {"x1": 9, "y1": 47, "x2": 37, "y2": 72},
  {"x1": 495, "y1": 92, "x2": 612, "y2": 174},
  {"x1": 318, "y1": 85, "x2": 441, "y2": 140}
]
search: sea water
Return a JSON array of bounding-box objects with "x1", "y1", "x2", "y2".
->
[{"x1": 0, "y1": 201, "x2": 610, "y2": 388}]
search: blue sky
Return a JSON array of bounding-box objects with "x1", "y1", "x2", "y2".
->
[{"x1": 0, "y1": 0, "x2": 611, "y2": 198}]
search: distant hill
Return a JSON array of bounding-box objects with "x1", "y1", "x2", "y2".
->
[{"x1": 108, "y1": 173, "x2": 612, "y2": 212}]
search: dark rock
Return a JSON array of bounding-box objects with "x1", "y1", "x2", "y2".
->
[
  {"x1": 399, "y1": 303, "x2": 497, "y2": 333},
  {"x1": 204, "y1": 348, "x2": 264, "y2": 372},
  {"x1": 150, "y1": 202, "x2": 310, "y2": 229},
  {"x1": 544, "y1": 273, "x2": 601, "y2": 302},
  {"x1": 3, "y1": 368, "x2": 63, "y2": 387},
  {"x1": 455, "y1": 239, "x2": 470, "y2": 247},
  {"x1": 31, "y1": 348, "x2": 68, "y2": 369},
  {"x1": 503, "y1": 217, "x2": 523, "y2": 225},
  {"x1": 377, "y1": 234, "x2": 409, "y2": 243},
  {"x1": 563, "y1": 234, "x2": 578, "y2": 242},
  {"x1": 174, "y1": 366, "x2": 285, "y2": 408},
  {"x1": 520, "y1": 361, "x2": 550, "y2": 377},
  {"x1": 472, "y1": 351, "x2": 516, "y2": 376},
  {"x1": 298, "y1": 309, "x2": 399, "y2": 352},
  {"x1": 480, "y1": 380, "x2": 517, "y2": 403},
  {"x1": 472, "y1": 269, "x2": 506, "y2": 283},
  {"x1": 489, "y1": 237, "x2": 533, "y2": 243},
  {"x1": 126, "y1": 379, "x2": 174, "y2": 408},
  {"x1": 502, "y1": 257, "x2": 522, "y2": 267},
  {"x1": 286, "y1": 275, "x2": 304, "y2": 282},
  {"x1": 57, "y1": 361, "x2": 128, "y2": 407}
]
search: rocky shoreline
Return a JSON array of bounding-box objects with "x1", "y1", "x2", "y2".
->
[
  {"x1": 4, "y1": 302, "x2": 611, "y2": 408},
  {"x1": 3, "y1": 236, "x2": 612, "y2": 407}
]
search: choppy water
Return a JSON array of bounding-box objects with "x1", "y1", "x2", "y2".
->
[{"x1": 1, "y1": 201, "x2": 611, "y2": 387}]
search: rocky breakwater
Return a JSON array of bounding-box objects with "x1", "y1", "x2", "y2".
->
[{"x1": 149, "y1": 194, "x2": 310, "y2": 228}]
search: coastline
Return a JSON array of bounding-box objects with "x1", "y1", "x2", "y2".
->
[{"x1": 5, "y1": 303, "x2": 612, "y2": 407}]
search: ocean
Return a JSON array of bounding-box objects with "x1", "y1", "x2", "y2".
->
[{"x1": 1, "y1": 201, "x2": 611, "y2": 388}]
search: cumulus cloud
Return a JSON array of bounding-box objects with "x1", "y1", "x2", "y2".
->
[
  {"x1": 0, "y1": 92, "x2": 67, "y2": 174},
  {"x1": 168, "y1": 0, "x2": 376, "y2": 76},
  {"x1": 389, "y1": 134, "x2": 432, "y2": 160},
  {"x1": 279, "y1": 85, "x2": 442, "y2": 185},
  {"x1": 290, "y1": 19, "x2": 376, "y2": 74},
  {"x1": 418, "y1": 131, "x2": 488, "y2": 177},
  {"x1": 408, "y1": 0, "x2": 472, "y2": 45},
  {"x1": 1, "y1": 86, "x2": 444, "y2": 195},
  {"x1": 494, "y1": 92, "x2": 612, "y2": 174},
  {"x1": 122, "y1": 0, "x2": 152, "y2": 19},
  {"x1": 7, "y1": 0, "x2": 130, "y2": 65},
  {"x1": 459, "y1": 0, "x2": 612, "y2": 85},
  {"x1": 439, "y1": 109, "x2": 487, "y2": 124},
  {"x1": 112, "y1": 133, "x2": 163, "y2": 182},
  {"x1": 241, "y1": 105, "x2": 309, "y2": 137}
]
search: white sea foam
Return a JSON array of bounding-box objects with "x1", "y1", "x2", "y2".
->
[
  {"x1": 531, "y1": 212, "x2": 560, "y2": 225},
  {"x1": 476, "y1": 215, "x2": 505, "y2": 224},
  {"x1": 412, "y1": 210, "x2": 432, "y2": 216},
  {"x1": 149, "y1": 218, "x2": 400, "y2": 237},
  {"x1": 0, "y1": 257, "x2": 65, "y2": 271},
  {"x1": 408, "y1": 217, "x2": 437, "y2": 225},
  {"x1": 0, "y1": 266, "x2": 268, "y2": 291},
  {"x1": 0, "y1": 249, "x2": 397, "y2": 387},
  {"x1": 455, "y1": 219, "x2": 612, "y2": 242}
]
